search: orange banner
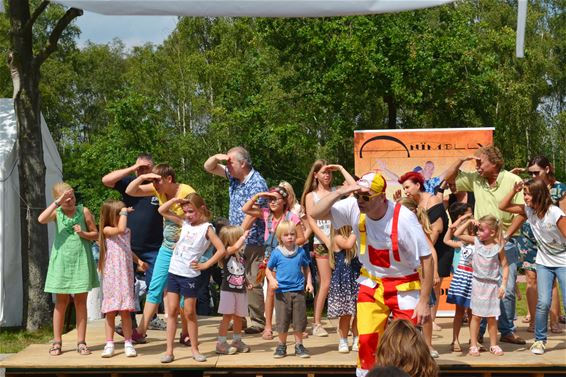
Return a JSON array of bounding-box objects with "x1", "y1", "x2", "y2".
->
[{"x1": 354, "y1": 128, "x2": 493, "y2": 316}]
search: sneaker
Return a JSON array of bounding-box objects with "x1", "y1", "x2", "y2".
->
[
  {"x1": 231, "y1": 339, "x2": 250, "y2": 353},
  {"x1": 530, "y1": 341, "x2": 546, "y2": 355},
  {"x1": 148, "y1": 317, "x2": 167, "y2": 331},
  {"x1": 124, "y1": 344, "x2": 137, "y2": 357},
  {"x1": 312, "y1": 323, "x2": 328, "y2": 337},
  {"x1": 101, "y1": 344, "x2": 114, "y2": 358},
  {"x1": 352, "y1": 337, "x2": 359, "y2": 352},
  {"x1": 294, "y1": 343, "x2": 310, "y2": 358},
  {"x1": 338, "y1": 342, "x2": 349, "y2": 353},
  {"x1": 273, "y1": 343, "x2": 287, "y2": 358},
  {"x1": 216, "y1": 341, "x2": 237, "y2": 355}
]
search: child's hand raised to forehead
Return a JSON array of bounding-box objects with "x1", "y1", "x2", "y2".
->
[
  {"x1": 57, "y1": 189, "x2": 74, "y2": 203},
  {"x1": 122, "y1": 206, "x2": 135, "y2": 213}
]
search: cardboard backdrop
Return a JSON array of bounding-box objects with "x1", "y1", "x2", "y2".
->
[{"x1": 354, "y1": 128, "x2": 494, "y2": 316}]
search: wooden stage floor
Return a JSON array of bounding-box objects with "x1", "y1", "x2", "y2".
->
[{"x1": 2, "y1": 316, "x2": 565, "y2": 376}]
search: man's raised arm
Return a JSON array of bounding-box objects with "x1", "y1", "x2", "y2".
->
[
  {"x1": 204, "y1": 153, "x2": 229, "y2": 178},
  {"x1": 310, "y1": 183, "x2": 359, "y2": 220}
]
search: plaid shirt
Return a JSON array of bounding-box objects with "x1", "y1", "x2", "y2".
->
[{"x1": 228, "y1": 168, "x2": 268, "y2": 245}]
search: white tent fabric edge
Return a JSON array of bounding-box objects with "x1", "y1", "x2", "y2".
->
[
  {"x1": 0, "y1": 98, "x2": 62, "y2": 327},
  {"x1": 51, "y1": 0, "x2": 455, "y2": 17}
]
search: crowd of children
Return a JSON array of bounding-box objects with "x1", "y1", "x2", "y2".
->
[{"x1": 38, "y1": 149, "x2": 565, "y2": 375}]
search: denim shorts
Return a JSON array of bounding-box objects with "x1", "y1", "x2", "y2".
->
[{"x1": 167, "y1": 273, "x2": 202, "y2": 298}]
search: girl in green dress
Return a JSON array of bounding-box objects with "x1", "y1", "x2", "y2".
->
[{"x1": 38, "y1": 182, "x2": 99, "y2": 356}]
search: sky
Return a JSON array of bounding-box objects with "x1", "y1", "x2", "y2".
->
[{"x1": 75, "y1": 11, "x2": 178, "y2": 48}]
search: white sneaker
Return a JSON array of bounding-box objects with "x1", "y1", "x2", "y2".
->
[
  {"x1": 101, "y1": 344, "x2": 114, "y2": 358},
  {"x1": 125, "y1": 344, "x2": 137, "y2": 357},
  {"x1": 351, "y1": 337, "x2": 359, "y2": 352},
  {"x1": 338, "y1": 342, "x2": 349, "y2": 353},
  {"x1": 530, "y1": 340, "x2": 545, "y2": 355}
]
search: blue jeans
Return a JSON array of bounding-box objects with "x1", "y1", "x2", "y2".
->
[
  {"x1": 480, "y1": 237, "x2": 519, "y2": 337},
  {"x1": 535, "y1": 264, "x2": 566, "y2": 342}
]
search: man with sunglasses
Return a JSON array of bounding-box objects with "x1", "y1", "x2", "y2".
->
[{"x1": 311, "y1": 172, "x2": 433, "y2": 377}]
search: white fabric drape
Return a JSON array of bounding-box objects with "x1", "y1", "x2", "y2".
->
[{"x1": 52, "y1": 0, "x2": 455, "y2": 17}]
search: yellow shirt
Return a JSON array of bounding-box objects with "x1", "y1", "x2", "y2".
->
[
  {"x1": 456, "y1": 170, "x2": 524, "y2": 233},
  {"x1": 153, "y1": 183, "x2": 196, "y2": 249}
]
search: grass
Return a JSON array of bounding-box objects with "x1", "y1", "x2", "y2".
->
[
  {"x1": 0, "y1": 326, "x2": 53, "y2": 353},
  {"x1": 0, "y1": 282, "x2": 535, "y2": 354}
]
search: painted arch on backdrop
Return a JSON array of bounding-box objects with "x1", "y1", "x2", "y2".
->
[{"x1": 51, "y1": 0, "x2": 455, "y2": 17}]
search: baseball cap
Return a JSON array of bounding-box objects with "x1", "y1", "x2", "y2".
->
[{"x1": 357, "y1": 172, "x2": 387, "y2": 194}]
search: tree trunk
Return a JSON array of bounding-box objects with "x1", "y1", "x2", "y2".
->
[
  {"x1": 384, "y1": 94, "x2": 397, "y2": 129},
  {"x1": 8, "y1": 0, "x2": 82, "y2": 330},
  {"x1": 9, "y1": 0, "x2": 52, "y2": 330},
  {"x1": 15, "y1": 80, "x2": 53, "y2": 331}
]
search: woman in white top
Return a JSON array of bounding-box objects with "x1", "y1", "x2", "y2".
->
[
  {"x1": 301, "y1": 160, "x2": 356, "y2": 336},
  {"x1": 500, "y1": 179, "x2": 566, "y2": 355}
]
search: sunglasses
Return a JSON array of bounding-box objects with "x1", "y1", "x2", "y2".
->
[
  {"x1": 354, "y1": 192, "x2": 381, "y2": 202},
  {"x1": 268, "y1": 197, "x2": 283, "y2": 203},
  {"x1": 528, "y1": 170, "x2": 541, "y2": 177}
]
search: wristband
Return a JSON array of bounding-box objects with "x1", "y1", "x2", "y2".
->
[
  {"x1": 54, "y1": 200, "x2": 61, "y2": 207},
  {"x1": 119, "y1": 210, "x2": 128, "y2": 216}
]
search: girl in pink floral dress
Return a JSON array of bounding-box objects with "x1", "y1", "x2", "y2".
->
[{"x1": 99, "y1": 199, "x2": 145, "y2": 358}]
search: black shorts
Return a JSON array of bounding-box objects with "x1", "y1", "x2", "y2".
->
[{"x1": 167, "y1": 272, "x2": 202, "y2": 298}]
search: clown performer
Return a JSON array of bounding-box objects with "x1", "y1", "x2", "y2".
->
[{"x1": 310, "y1": 172, "x2": 433, "y2": 377}]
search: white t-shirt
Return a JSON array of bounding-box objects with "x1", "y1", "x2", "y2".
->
[
  {"x1": 331, "y1": 197, "x2": 431, "y2": 284},
  {"x1": 525, "y1": 205, "x2": 566, "y2": 267},
  {"x1": 168, "y1": 221, "x2": 212, "y2": 278}
]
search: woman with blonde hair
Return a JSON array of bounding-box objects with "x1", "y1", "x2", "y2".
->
[{"x1": 376, "y1": 319, "x2": 439, "y2": 377}]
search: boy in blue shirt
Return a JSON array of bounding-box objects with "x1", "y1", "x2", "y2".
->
[{"x1": 266, "y1": 221, "x2": 313, "y2": 358}]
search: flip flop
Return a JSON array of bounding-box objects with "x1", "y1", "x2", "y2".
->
[{"x1": 450, "y1": 342, "x2": 462, "y2": 353}]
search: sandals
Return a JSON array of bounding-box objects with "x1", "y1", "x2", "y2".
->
[
  {"x1": 77, "y1": 342, "x2": 91, "y2": 355},
  {"x1": 49, "y1": 341, "x2": 62, "y2": 356},
  {"x1": 490, "y1": 345, "x2": 504, "y2": 356},
  {"x1": 550, "y1": 324, "x2": 563, "y2": 334},
  {"x1": 450, "y1": 342, "x2": 462, "y2": 353},
  {"x1": 468, "y1": 346, "x2": 480, "y2": 357},
  {"x1": 262, "y1": 329, "x2": 274, "y2": 340}
]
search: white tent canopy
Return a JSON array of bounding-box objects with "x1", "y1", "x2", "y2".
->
[
  {"x1": 53, "y1": 0, "x2": 455, "y2": 17},
  {"x1": 0, "y1": 99, "x2": 62, "y2": 327},
  {"x1": 52, "y1": 0, "x2": 526, "y2": 56}
]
